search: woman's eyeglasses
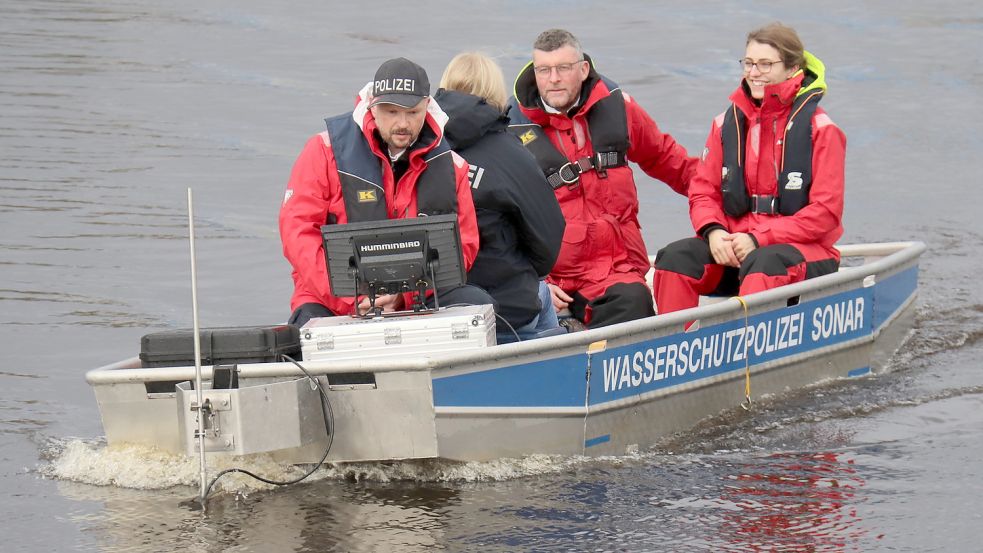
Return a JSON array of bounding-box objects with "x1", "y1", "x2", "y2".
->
[{"x1": 739, "y1": 59, "x2": 784, "y2": 73}]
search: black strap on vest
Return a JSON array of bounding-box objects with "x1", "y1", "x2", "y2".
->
[
  {"x1": 507, "y1": 76, "x2": 629, "y2": 189},
  {"x1": 776, "y1": 90, "x2": 822, "y2": 215},
  {"x1": 324, "y1": 113, "x2": 457, "y2": 222},
  {"x1": 414, "y1": 149, "x2": 458, "y2": 216},
  {"x1": 720, "y1": 90, "x2": 822, "y2": 217}
]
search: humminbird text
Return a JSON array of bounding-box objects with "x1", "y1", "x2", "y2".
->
[{"x1": 360, "y1": 241, "x2": 422, "y2": 252}]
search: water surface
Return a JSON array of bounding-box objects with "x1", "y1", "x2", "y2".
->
[{"x1": 2, "y1": 1, "x2": 982, "y2": 551}]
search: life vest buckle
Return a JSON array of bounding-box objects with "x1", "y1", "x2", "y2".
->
[
  {"x1": 750, "y1": 194, "x2": 779, "y2": 215},
  {"x1": 548, "y1": 152, "x2": 624, "y2": 189},
  {"x1": 547, "y1": 161, "x2": 583, "y2": 189},
  {"x1": 587, "y1": 155, "x2": 607, "y2": 178},
  {"x1": 593, "y1": 151, "x2": 623, "y2": 179}
]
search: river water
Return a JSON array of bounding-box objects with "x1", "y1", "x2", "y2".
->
[{"x1": 2, "y1": 1, "x2": 982, "y2": 551}]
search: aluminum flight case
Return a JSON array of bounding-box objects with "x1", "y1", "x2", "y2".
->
[{"x1": 300, "y1": 304, "x2": 496, "y2": 362}]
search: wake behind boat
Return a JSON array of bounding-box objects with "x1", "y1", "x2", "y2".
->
[{"x1": 85, "y1": 240, "x2": 923, "y2": 464}]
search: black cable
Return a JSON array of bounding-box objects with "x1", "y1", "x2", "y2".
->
[
  {"x1": 493, "y1": 313, "x2": 521, "y2": 343},
  {"x1": 199, "y1": 354, "x2": 334, "y2": 502}
]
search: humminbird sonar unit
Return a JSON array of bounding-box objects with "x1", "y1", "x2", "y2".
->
[{"x1": 321, "y1": 214, "x2": 466, "y2": 316}]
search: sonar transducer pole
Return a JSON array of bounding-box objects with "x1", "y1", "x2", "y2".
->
[{"x1": 187, "y1": 188, "x2": 208, "y2": 506}]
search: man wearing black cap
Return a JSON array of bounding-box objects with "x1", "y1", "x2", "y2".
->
[{"x1": 279, "y1": 57, "x2": 491, "y2": 326}]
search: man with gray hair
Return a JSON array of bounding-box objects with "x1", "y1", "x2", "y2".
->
[{"x1": 508, "y1": 29, "x2": 697, "y2": 329}]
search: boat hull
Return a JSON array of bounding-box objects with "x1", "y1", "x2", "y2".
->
[{"x1": 85, "y1": 242, "x2": 923, "y2": 463}]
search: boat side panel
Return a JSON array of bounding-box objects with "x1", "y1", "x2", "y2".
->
[
  {"x1": 432, "y1": 286, "x2": 873, "y2": 410},
  {"x1": 873, "y1": 265, "x2": 919, "y2": 330},
  {"x1": 432, "y1": 355, "x2": 588, "y2": 407},
  {"x1": 92, "y1": 383, "x2": 184, "y2": 453},
  {"x1": 318, "y1": 370, "x2": 439, "y2": 462},
  {"x1": 588, "y1": 286, "x2": 872, "y2": 405},
  {"x1": 433, "y1": 269, "x2": 924, "y2": 460},
  {"x1": 435, "y1": 338, "x2": 877, "y2": 461},
  {"x1": 581, "y1": 340, "x2": 875, "y2": 457},
  {"x1": 435, "y1": 414, "x2": 586, "y2": 460}
]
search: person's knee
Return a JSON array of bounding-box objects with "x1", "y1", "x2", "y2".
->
[
  {"x1": 588, "y1": 282, "x2": 655, "y2": 328},
  {"x1": 740, "y1": 244, "x2": 804, "y2": 279},
  {"x1": 805, "y1": 257, "x2": 839, "y2": 279},
  {"x1": 655, "y1": 238, "x2": 711, "y2": 279},
  {"x1": 608, "y1": 282, "x2": 652, "y2": 303},
  {"x1": 288, "y1": 303, "x2": 335, "y2": 327},
  {"x1": 432, "y1": 284, "x2": 497, "y2": 311},
  {"x1": 535, "y1": 281, "x2": 560, "y2": 329}
]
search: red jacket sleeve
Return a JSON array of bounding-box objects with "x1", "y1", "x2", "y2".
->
[
  {"x1": 451, "y1": 151, "x2": 480, "y2": 270},
  {"x1": 688, "y1": 117, "x2": 729, "y2": 235},
  {"x1": 750, "y1": 109, "x2": 845, "y2": 247},
  {"x1": 278, "y1": 133, "x2": 351, "y2": 313},
  {"x1": 624, "y1": 94, "x2": 698, "y2": 196}
]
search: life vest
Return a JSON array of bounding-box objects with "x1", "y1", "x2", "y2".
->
[
  {"x1": 507, "y1": 75, "x2": 629, "y2": 190},
  {"x1": 720, "y1": 89, "x2": 822, "y2": 217},
  {"x1": 324, "y1": 113, "x2": 457, "y2": 222}
]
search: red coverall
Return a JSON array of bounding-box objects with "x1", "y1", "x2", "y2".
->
[{"x1": 654, "y1": 65, "x2": 846, "y2": 315}]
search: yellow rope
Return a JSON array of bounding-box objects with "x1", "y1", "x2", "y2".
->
[{"x1": 735, "y1": 296, "x2": 752, "y2": 410}]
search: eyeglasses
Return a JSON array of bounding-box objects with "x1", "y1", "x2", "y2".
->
[
  {"x1": 533, "y1": 61, "x2": 585, "y2": 77},
  {"x1": 740, "y1": 59, "x2": 784, "y2": 73}
]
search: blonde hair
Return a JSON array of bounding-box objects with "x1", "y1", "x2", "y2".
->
[{"x1": 439, "y1": 52, "x2": 508, "y2": 112}]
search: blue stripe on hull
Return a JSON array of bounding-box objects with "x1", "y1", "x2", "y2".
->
[
  {"x1": 584, "y1": 434, "x2": 611, "y2": 448},
  {"x1": 873, "y1": 265, "x2": 918, "y2": 329},
  {"x1": 848, "y1": 366, "x2": 871, "y2": 378},
  {"x1": 432, "y1": 355, "x2": 588, "y2": 407}
]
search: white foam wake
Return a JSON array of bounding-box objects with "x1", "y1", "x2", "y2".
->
[{"x1": 40, "y1": 438, "x2": 615, "y2": 494}]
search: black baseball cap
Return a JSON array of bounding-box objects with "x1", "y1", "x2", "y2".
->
[{"x1": 369, "y1": 57, "x2": 430, "y2": 108}]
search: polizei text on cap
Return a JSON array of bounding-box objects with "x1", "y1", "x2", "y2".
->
[{"x1": 375, "y1": 79, "x2": 417, "y2": 93}]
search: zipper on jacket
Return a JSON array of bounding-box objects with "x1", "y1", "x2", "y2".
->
[
  {"x1": 773, "y1": 118, "x2": 780, "y2": 184},
  {"x1": 553, "y1": 128, "x2": 570, "y2": 159}
]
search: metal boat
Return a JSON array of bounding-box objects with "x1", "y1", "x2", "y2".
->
[{"x1": 85, "y1": 241, "x2": 923, "y2": 463}]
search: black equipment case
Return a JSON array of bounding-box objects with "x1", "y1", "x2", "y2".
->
[{"x1": 139, "y1": 325, "x2": 301, "y2": 368}]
